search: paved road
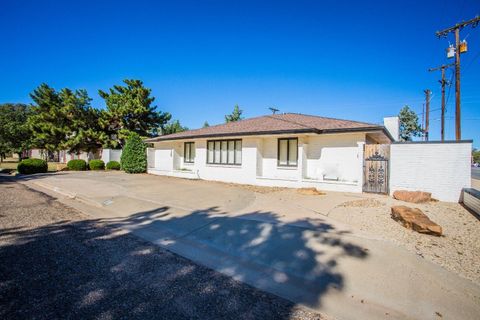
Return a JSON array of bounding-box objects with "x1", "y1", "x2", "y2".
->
[
  {"x1": 472, "y1": 167, "x2": 480, "y2": 180},
  {"x1": 0, "y1": 177, "x2": 324, "y2": 320},
  {"x1": 16, "y1": 171, "x2": 480, "y2": 320}
]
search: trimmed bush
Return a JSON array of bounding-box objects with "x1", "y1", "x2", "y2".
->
[
  {"x1": 106, "y1": 160, "x2": 121, "y2": 170},
  {"x1": 67, "y1": 159, "x2": 87, "y2": 171},
  {"x1": 17, "y1": 158, "x2": 48, "y2": 174},
  {"x1": 121, "y1": 133, "x2": 147, "y2": 173},
  {"x1": 88, "y1": 159, "x2": 105, "y2": 170}
]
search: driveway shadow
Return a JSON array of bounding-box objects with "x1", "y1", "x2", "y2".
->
[
  {"x1": 0, "y1": 179, "x2": 369, "y2": 319},
  {"x1": 102, "y1": 205, "x2": 368, "y2": 308}
]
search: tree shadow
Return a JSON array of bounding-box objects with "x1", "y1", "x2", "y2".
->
[
  {"x1": 104, "y1": 206, "x2": 367, "y2": 308},
  {"x1": 0, "y1": 186, "x2": 369, "y2": 319},
  {"x1": 0, "y1": 172, "x2": 71, "y2": 184}
]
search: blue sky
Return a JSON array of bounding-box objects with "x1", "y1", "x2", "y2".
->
[{"x1": 1, "y1": 0, "x2": 479, "y2": 146}]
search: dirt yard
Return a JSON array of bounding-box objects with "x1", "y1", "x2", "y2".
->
[
  {"x1": 215, "y1": 178, "x2": 480, "y2": 286},
  {"x1": 328, "y1": 193, "x2": 480, "y2": 285}
]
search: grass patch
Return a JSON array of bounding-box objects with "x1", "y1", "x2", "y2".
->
[{"x1": 0, "y1": 161, "x2": 60, "y2": 172}]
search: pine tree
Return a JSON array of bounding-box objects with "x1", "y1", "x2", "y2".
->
[
  {"x1": 162, "y1": 120, "x2": 189, "y2": 135},
  {"x1": 58, "y1": 88, "x2": 103, "y2": 154},
  {"x1": 225, "y1": 104, "x2": 243, "y2": 123},
  {"x1": 29, "y1": 84, "x2": 104, "y2": 156},
  {"x1": 203, "y1": 121, "x2": 210, "y2": 128},
  {"x1": 28, "y1": 84, "x2": 66, "y2": 155},
  {"x1": 398, "y1": 105, "x2": 422, "y2": 141},
  {"x1": 99, "y1": 79, "x2": 171, "y2": 147}
]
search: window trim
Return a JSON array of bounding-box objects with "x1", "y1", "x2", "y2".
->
[
  {"x1": 277, "y1": 137, "x2": 298, "y2": 167},
  {"x1": 184, "y1": 142, "x2": 195, "y2": 163},
  {"x1": 207, "y1": 139, "x2": 242, "y2": 166}
]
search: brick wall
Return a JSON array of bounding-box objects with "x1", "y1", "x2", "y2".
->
[{"x1": 389, "y1": 141, "x2": 472, "y2": 202}]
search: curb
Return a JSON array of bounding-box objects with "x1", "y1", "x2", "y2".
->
[{"x1": 31, "y1": 181, "x2": 103, "y2": 208}]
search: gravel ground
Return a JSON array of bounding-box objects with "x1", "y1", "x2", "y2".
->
[
  {"x1": 329, "y1": 194, "x2": 480, "y2": 285},
  {"x1": 0, "y1": 177, "x2": 326, "y2": 320}
]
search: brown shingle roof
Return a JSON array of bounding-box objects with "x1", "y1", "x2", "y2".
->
[{"x1": 146, "y1": 113, "x2": 390, "y2": 142}]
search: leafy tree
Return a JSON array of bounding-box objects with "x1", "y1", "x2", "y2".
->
[
  {"x1": 121, "y1": 133, "x2": 147, "y2": 173},
  {"x1": 473, "y1": 149, "x2": 480, "y2": 164},
  {"x1": 398, "y1": 105, "x2": 422, "y2": 141},
  {"x1": 0, "y1": 103, "x2": 32, "y2": 160},
  {"x1": 162, "y1": 119, "x2": 189, "y2": 135},
  {"x1": 99, "y1": 79, "x2": 171, "y2": 147},
  {"x1": 203, "y1": 121, "x2": 210, "y2": 128},
  {"x1": 225, "y1": 104, "x2": 243, "y2": 123}
]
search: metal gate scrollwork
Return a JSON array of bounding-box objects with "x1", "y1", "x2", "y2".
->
[{"x1": 363, "y1": 148, "x2": 389, "y2": 194}]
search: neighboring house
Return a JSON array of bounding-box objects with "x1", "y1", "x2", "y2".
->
[
  {"x1": 29, "y1": 149, "x2": 100, "y2": 163},
  {"x1": 145, "y1": 113, "x2": 398, "y2": 193}
]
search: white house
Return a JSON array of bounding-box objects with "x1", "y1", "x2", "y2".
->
[
  {"x1": 145, "y1": 113, "x2": 397, "y2": 193},
  {"x1": 29, "y1": 149, "x2": 100, "y2": 163}
]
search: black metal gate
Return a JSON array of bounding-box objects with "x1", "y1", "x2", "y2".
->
[{"x1": 363, "y1": 145, "x2": 389, "y2": 194}]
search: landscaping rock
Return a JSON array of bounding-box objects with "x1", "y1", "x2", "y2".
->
[
  {"x1": 297, "y1": 187, "x2": 325, "y2": 196},
  {"x1": 393, "y1": 190, "x2": 432, "y2": 203},
  {"x1": 391, "y1": 205, "x2": 442, "y2": 236}
]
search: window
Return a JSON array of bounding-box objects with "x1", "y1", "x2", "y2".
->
[
  {"x1": 277, "y1": 138, "x2": 298, "y2": 167},
  {"x1": 207, "y1": 139, "x2": 242, "y2": 165},
  {"x1": 184, "y1": 142, "x2": 195, "y2": 163}
]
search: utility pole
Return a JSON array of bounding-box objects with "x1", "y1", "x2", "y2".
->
[
  {"x1": 436, "y1": 15, "x2": 480, "y2": 140},
  {"x1": 424, "y1": 89, "x2": 431, "y2": 141},
  {"x1": 428, "y1": 63, "x2": 454, "y2": 141}
]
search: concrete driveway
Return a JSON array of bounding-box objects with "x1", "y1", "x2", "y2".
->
[{"x1": 21, "y1": 171, "x2": 480, "y2": 320}]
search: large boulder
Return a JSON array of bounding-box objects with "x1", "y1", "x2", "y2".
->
[
  {"x1": 391, "y1": 206, "x2": 442, "y2": 236},
  {"x1": 393, "y1": 190, "x2": 432, "y2": 203}
]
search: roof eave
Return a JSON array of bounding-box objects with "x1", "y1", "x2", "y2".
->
[
  {"x1": 145, "y1": 126, "x2": 394, "y2": 143},
  {"x1": 144, "y1": 128, "x2": 319, "y2": 142},
  {"x1": 321, "y1": 126, "x2": 394, "y2": 142}
]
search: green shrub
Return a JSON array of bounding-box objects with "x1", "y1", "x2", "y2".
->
[
  {"x1": 106, "y1": 160, "x2": 121, "y2": 170},
  {"x1": 67, "y1": 159, "x2": 87, "y2": 171},
  {"x1": 17, "y1": 158, "x2": 48, "y2": 174},
  {"x1": 88, "y1": 159, "x2": 105, "y2": 170},
  {"x1": 121, "y1": 133, "x2": 147, "y2": 173}
]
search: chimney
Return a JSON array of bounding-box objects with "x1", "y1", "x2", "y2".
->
[{"x1": 383, "y1": 117, "x2": 399, "y2": 141}]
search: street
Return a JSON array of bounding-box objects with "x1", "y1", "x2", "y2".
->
[{"x1": 472, "y1": 167, "x2": 480, "y2": 180}]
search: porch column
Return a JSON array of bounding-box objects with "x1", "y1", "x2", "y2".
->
[
  {"x1": 298, "y1": 139, "x2": 308, "y2": 181},
  {"x1": 357, "y1": 142, "x2": 365, "y2": 191}
]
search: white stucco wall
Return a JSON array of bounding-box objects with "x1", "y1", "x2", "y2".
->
[
  {"x1": 148, "y1": 133, "x2": 366, "y2": 193},
  {"x1": 101, "y1": 149, "x2": 122, "y2": 163},
  {"x1": 194, "y1": 138, "x2": 259, "y2": 184},
  {"x1": 30, "y1": 149, "x2": 43, "y2": 159},
  {"x1": 306, "y1": 133, "x2": 363, "y2": 183},
  {"x1": 383, "y1": 117, "x2": 399, "y2": 141},
  {"x1": 154, "y1": 142, "x2": 175, "y2": 171},
  {"x1": 389, "y1": 141, "x2": 471, "y2": 202},
  {"x1": 261, "y1": 137, "x2": 300, "y2": 181},
  {"x1": 29, "y1": 149, "x2": 93, "y2": 163}
]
